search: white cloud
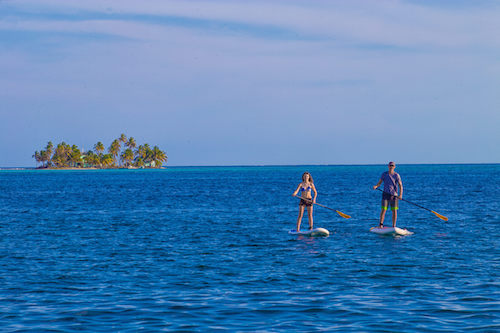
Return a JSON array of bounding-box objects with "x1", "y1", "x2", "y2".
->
[{"x1": 3, "y1": 0, "x2": 500, "y2": 49}]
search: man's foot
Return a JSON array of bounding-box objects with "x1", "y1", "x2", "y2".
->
[{"x1": 379, "y1": 224, "x2": 384, "y2": 228}]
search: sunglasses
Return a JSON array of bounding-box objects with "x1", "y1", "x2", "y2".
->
[{"x1": 389, "y1": 164, "x2": 395, "y2": 167}]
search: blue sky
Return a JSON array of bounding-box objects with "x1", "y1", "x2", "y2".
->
[{"x1": 1, "y1": 0, "x2": 499, "y2": 166}]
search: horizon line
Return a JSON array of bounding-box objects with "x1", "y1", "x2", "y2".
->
[{"x1": 1, "y1": 162, "x2": 499, "y2": 170}]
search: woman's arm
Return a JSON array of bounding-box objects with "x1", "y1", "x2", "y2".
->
[
  {"x1": 292, "y1": 184, "x2": 301, "y2": 196},
  {"x1": 311, "y1": 183, "x2": 318, "y2": 203}
]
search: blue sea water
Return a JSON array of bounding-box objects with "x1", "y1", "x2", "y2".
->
[{"x1": 0, "y1": 165, "x2": 499, "y2": 332}]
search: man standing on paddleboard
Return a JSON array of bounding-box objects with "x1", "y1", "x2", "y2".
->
[{"x1": 373, "y1": 161, "x2": 403, "y2": 228}]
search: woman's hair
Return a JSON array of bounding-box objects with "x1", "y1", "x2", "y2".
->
[{"x1": 302, "y1": 172, "x2": 314, "y2": 183}]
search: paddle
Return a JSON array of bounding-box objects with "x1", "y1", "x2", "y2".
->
[
  {"x1": 293, "y1": 195, "x2": 351, "y2": 219},
  {"x1": 375, "y1": 188, "x2": 448, "y2": 221}
]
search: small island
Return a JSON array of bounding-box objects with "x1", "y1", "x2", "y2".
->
[{"x1": 33, "y1": 134, "x2": 167, "y2": 169}]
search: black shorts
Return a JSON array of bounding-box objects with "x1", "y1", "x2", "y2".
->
[
  {"x1": 299, "y1": 198, "x2": 313, "y2": 207},
  {"x1": 381, "y1": 192, "x2": 399, "y2": 210}
]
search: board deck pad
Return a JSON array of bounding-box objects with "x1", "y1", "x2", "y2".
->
[
  {"x1": 289, "y1": 227, "x2": 330, "y2": 237},
  {"x1": 370, "y1": 226, "x2": 413, "y2": 236}
]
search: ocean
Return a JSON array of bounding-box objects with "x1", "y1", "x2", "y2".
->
[{"x1": 0, "y1": 165, "x2": 499, "y2": 332}]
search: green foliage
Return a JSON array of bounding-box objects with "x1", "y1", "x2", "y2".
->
[
  {"x1": 94, "y1": 141, "x2": 105, "y2": 154},
  {"x1": 33, "y1": 135, "x2": 168, "y2": 169},
  {"x1": 121, "y1": 148, "x2": 134, "y2": 167}
]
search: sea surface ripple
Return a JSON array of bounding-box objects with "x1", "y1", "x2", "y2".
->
[{"x1": 0, "y1": 165, "x2": 499, "y2": 332}]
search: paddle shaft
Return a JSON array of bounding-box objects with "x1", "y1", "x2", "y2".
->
[
  {"x1": 375, "y1": 188, "x2": 447, "y2": 220},
  {"x1": 314, "y1": 201, "x2": 338, "y2": 212},
  {"x1": 293, "y1": 195, "x2": 351, "y2": 218},
  {"x1": 376, "y1": 188, "x2": 431, "y2": 210}
]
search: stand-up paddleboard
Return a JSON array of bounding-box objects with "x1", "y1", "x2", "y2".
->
[
  {"x1": 289, "y1": 227, "x2": 329, "y2": 237},
  {"x1": 370, "y1": 226, "x2": 413, "y2": 236}
]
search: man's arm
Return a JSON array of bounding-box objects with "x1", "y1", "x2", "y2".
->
[{"x1": 373, "y1": 178, "x2": 382, "y2": 190}]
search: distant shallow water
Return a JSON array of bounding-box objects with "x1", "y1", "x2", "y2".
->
[{"x1": 0, "y1": 165, "x2": 499, "y2": 331}]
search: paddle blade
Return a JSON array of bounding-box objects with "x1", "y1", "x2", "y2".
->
[
  {"x1": 336, "y1": 210, "x2": 351, "y2": 219},
  {"x1": 432, "y1": 210, "x2": 448, "y2": 221}
]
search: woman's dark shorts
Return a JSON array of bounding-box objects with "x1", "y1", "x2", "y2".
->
[{"x1": 299, "y1": 198, "x2": 313, "y2": 207}]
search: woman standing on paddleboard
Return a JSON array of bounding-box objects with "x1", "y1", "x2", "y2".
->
[
  {"x1": 373, "y1": 161, "x2": 403, "y2": 228},
  {"x1": 292, "y1": 172, "x2": 317, "y2": 232}
]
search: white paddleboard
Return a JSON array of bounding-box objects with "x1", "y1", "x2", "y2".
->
[
  {"x1": 289, "y1": 227, "x2": 330, "y2": 237},
  {"x1": 370, "y1": 226, "x2": 413, "y2": 236}
]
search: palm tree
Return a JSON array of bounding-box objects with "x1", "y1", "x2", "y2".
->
[
  {"x1": 134, "y1": 144, "x2": 154, "y2": 166},
  {"x1": 121, "y1": 148, "x2": 134, "y2": 167},
  {"x1": 69, "y1": 145, "x2": 82, "y2": 167},
  {"x1": 33, "y1": 151, "x2": 41, "y2": 167},
  {"x1": 115, "y1": 134, "x2": 127, "y2": 167},
  {"x1": 134, "y1": 145, "x2": 144, "y2": 167},
  {"x1": 143, "y1": 144, "x2": 153, "y2": 165},
  {"x1": 83, "y1": 151, "x2": 95, "y2": 168},
  {"x1": 108, "y1": 139, "x2": 121, "y2": 166},
  {"x1": 93, "y1": 142, "x2": 105, "y2": 168},
  {"x1": 45, "y1": 142, "x2": 54, "y2": 167},
  {"x1": 152, "y1": 146, "x2": 167, "y2": 167},
  {"x1": 94, "y1": 141, "x2": 105, "y2": 155},
  {"x1": 135, "y1": 157, "x2": 145, "y2": 168},
  {"x1": 101, "y1": 154, "x2": 114, "y2": 168},
  {"x1": 52, "y1": 142, "x2": 71, "y2": 167},
  {"x1": 125, "y1": 137, "x2": 137, "y2": 150},
  {"x1": 40, "y1": 150, "x2": 50, "y2": 168},
  {"x1": 134, "y1": 144, "x2": 161, "y2": 168},
  {"x1": 135, "y1": 144, "x2": 145, "y2": 159}
]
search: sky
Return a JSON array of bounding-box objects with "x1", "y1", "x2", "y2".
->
[{"x1": 1, "y1": 0, "x2": 499, "y2": 167}]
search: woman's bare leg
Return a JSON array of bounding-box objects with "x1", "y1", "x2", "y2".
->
[
  {"x1": 296, "y1": 205, "x2": 304, "y2": 232},
  {"x1": 307, "y1": 205, "x2": 313, "y2": 230}
]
